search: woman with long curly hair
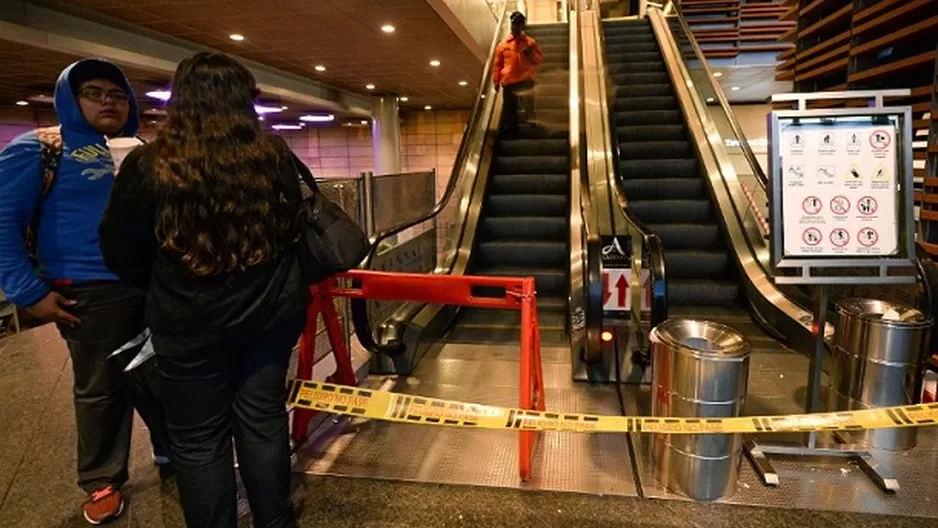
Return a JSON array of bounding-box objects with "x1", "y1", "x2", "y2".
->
[{"x1": 99, "y1": 52, "x2": 312, "y2": 528}]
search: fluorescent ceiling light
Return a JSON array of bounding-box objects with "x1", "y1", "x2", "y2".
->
[
  {"x1": 229, "y1": 34, "x2": 245, "y2": 41},
  {"x1": 424, "y1": 105, "x2": 432, "y2": 110},
  {"x1": 399, "y1": 96, "x2": 409, "y2": 102},
  {"x1": 15, "y1": 100, "x2": 28, "y2": 106},
  {"x1": 706, "y1": 97, "x2": 714, "y2": 102},
  {"x1": 272, "y1": 124, "x2": 303, "y2": 130},
  {"x1": 429, "y1": 60, "x2": 440, "y2": 67},
  {"x1": 299, "y1": 114, "x2": 335, "y2": 123},
  {"x1": 314, "y1": 65, "x2": 326, "y2": 72},
  {"x1": 730, "y1": 86, "x2": 740, "y2": 91},
  {"x1": 381, "y1": 24, "x2": 395, "y2": 33},
  {"x1": 366, "y1": 84, "x2": 376, "y2": 90},
  {"x1": 146, "y1": 90, "x2": 171, "y2": 101},
  {"x1": 713, "y1": 71, "x2": 723, "y2": 78},
  {"x1": 147, "y1": 91, "x2": 283, "y2": 115},
  {"x1": 360, "y1": 120, "x2": 369, "y2": 125},
  {"x1": 458, "y1": 81, "x2": 468, "y2": 86}
]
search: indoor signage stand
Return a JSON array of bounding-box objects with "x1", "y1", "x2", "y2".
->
[{"x1": 745, "y1": 90, "x2": 916, "y2": 493}]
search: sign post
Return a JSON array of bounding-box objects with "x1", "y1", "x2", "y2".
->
[{"x1": 747, "y1": 90, "x2": 916, "y2": 493}]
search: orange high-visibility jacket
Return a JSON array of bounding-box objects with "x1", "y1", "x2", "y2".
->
[{"x1": 493, "y1": 33, "x2": 544, "y2": 87}]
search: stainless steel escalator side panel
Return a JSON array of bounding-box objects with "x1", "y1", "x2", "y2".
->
[
  {"x1": 646, "y1": 8, "x2": 817, "y2": 352},
  {"x1": 567, "y1": 4, "x2": 603, "y2": 362}
]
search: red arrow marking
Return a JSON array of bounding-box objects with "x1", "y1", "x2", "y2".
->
[{"x1": 616, "y1": 274, "x2": 628, "y2": 308}]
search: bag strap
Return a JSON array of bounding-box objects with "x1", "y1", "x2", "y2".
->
[{"x1": 36, "y1": 126, "x2": 63, "y2": 200}]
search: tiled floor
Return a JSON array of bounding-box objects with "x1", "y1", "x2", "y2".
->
[{"x1": 2, "y1": 325, "x2": 936, "y2": 527}]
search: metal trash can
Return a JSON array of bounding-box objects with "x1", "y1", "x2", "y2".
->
[
  {"x1": 650, "y1": 319, "x2": 750, "y2": 501},
  {"x1": 829, "y1": 298, "x2": 934, "y2": 451}
]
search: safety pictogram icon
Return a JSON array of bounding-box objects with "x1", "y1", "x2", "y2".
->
[
  {"x1": 788, "y1": 165, "x2": 805, "y2": 180},
  {"x1": 871, "y1": 165, "x2": 887, "y2": 179},
  {"x1": 830, "y1": 228, "x2": 850, "y2": 248},
  {"x1": 817, "y1": 166, "x2": 835, "y2": 180},
  {"x1": 858, "y1": 227, "x2": 878, "y2": 247},
  {"x1": 819, "y1": 132, "x2": 836, "y2": 152},
  {"x1": 802, "y1": 196, "x2": 822, "y2": 215},
  {"x1": 830, "y1": 195, "x2": 850, "y2": 215},
  {"x1": 869, "y1": 130, "x2": 891, "y2": 150},
  {"x1": 847, "y1": 165, "x2": 861, "y2": 180},
  {"x1": 858, "y1": 196, "x2": 877, "y2": 216},
  {"x1": 846, "y1": 132, "x2": 862, "y2": 151},
  {"x1": 803, "y1": 227, "x2": 822, "y2": 246}
]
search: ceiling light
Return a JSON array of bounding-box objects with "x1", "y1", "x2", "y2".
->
[
  {"x1": 399, "y1": 96, "x2": 409, "y2": 102},
  {"x1": 366, "y1": 84, "x2": 376, "y2": 90},
  {"x1": 259, "y1": 116, "x2": 265, "y2": 121},
  {"x1": 381, "y1": 24, "x2": 396, "y2": 33},
  {"x1": 146, "y1": 90, "x2": 171, "y2": 101},
  {"x1": 429, "y1": 60, "x2": 441, "y2": 67},
  {"x1": 254, "y1": 104, "x2": 285, "y2": 114},
  {"x1": 713, "y1": 71, "x2": 723, "y2": 78},
  {"x1": 730, "y1": 86, "x2": 740, "y2": 91},
  {"x1": 229, "y1": 34, "x2": 245, "y2": 41},
  {"x1": 28, "y1": 94, "x2": 54, "y2": 104},
  {"x1": 280, "y1": 106, "x2": 288, "y2": 110},
  {"x1": 314, "y1": 65, "x2": 326, "y2": 72},
  {"x1": 360, "y1": 120, "x2": 369, "y2": 125},
  {"x1": 299, "y1": 114, "x2": 335, "y2": 123},
  {"x1": 424, "y1": 105, "x2": 432, "y2": 110},
  {"x1": 706, "y1": 97, "x2": 714, "y2": 103},
  {"x1": 15, "y1": 100, "x2": 29, "y2": 106},
  {"x1": 458, "y1": 81, "x2": 468, "y2": 86},
  {"x1": 272, "y1": 124, "x2": 303, "y2": 130}
]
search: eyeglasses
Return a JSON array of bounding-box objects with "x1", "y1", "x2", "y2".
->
[{"x1": 79, "y1": 87, "x2": 130, "y2": 105}]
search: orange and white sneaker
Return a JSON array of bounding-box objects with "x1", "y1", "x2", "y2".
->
[{"x1": 83, "y1": 486, "x2": 124, "y2": 525}]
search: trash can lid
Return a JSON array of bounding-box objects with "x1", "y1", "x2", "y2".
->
[
  {"x1": 835, "y1": 298, "x2": 934, "y2": 327},
  {"x1": 650, "y1": 318, "x2": 750, "y2": 359}
]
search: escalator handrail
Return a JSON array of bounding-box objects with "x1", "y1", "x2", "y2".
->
[
  {"x1": 596, "y1": 15, "x2": 669, "y2": 326},
  {"x1": 349, "y1": 4, "x2": 512, "y2": 356},
  {"x1": 666, "y1": 1, "x2": 769, "y2": 192}
]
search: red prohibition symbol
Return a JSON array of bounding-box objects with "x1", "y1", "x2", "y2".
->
[
  {"x1": 803, "y1": 227, "x2": 822, "y2": 246},
  {"x1": 858, "y1": 196, "x2": 877, "y2": 215},
  {"x1": 830, "y1": 195, "x2": 850, "y2": 215},
  {"x1": 858, "y1": 227, "x2": 879, "y2": 247},
  {"x1": 802, "y1": 196, "x2": 822, "y2": 215},
  {"x1": 830, "y1": 228, "x2": 849, "y2": 247},
  {"x1": 869, "y1": 130, "x2": 891, "y2": 150}
]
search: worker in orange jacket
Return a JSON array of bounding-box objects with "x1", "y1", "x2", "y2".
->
[{"x1": 493, "y1": 11, "x2": 544, "y2": 136}]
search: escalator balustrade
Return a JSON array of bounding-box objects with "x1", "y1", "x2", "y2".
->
[
  {"x1": 603, "y1": 19, "x2": 739, "y2": 309},
  {"x1": 447, "y1": 23, "x2": 572, "y2": 345}
]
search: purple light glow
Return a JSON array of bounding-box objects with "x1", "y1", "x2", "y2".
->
[{"x1": 145, "y1": 90, "x2": 284, "y2": 115}]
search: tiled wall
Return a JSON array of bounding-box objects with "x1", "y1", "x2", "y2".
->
[{"x1": 0, "y1": 108, "x2": 470, "y2": 198}]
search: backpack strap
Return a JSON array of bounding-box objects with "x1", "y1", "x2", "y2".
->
[{"x1": 24, "y1": 126, "x2": 63, "y2": 260}]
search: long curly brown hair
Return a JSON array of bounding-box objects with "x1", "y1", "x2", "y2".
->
[{"x1": 152, "y1": 52, "x2": 295, "y2": 276}]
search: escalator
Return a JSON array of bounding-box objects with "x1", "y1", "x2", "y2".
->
[
  {"x1": 448, "y1": 23, "x2": 571, "y2": 345},
  {"x1": 603, "y1": 19, "x2": 739, "y2": 313}
]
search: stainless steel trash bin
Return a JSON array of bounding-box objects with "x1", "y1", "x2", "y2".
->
[
  {"x1": 650, "y1": 319, "x2": 750, "y2": 501},
  {"x1": 830, "y1": 298, "x2": 934, "y2": 451}
]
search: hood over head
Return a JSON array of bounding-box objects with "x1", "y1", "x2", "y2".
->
[{"x1": 54, "y1": 58, "x2": 139, "y2": 137}]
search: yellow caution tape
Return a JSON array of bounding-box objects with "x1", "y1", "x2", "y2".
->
[{"x1": 287, "y1": 380, "x2": 938, "y2": 434}]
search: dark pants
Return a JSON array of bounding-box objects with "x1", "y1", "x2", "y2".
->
[
  {"x1": 54, "y1": 282, "x2": 171, "y2": 493},
  {"x1": 159, "y1": 315, "x2": 304, "y2": 528},
  {"x1": 503, "y1": 78, "x2": 536, "y2": 135}
]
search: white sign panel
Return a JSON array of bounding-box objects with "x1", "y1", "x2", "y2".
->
[
  {"x1": 603, "y1": 268, "x2": 649, "y2": 312},
  {"x1": 780, "y1": 123, "x2": 898, "y2": 257}
]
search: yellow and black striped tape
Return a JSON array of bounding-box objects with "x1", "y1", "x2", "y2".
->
[{"x1": 286, "y1": 379, "x2": 938, "y2": 434}]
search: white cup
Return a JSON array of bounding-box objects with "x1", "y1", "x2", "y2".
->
[{"x1": 107, "y1": 137, "x2": 144, "y2": 173}]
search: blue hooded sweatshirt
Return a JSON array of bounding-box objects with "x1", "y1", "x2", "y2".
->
[{"x1": 0, "y1": 58, "x2": 140, "y2": 307}]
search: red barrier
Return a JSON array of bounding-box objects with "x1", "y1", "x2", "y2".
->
[{"x1": 290, "y1": 270, "x2": 547, "y2": 481}]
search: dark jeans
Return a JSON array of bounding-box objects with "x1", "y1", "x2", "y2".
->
[
  {"x1": 54, "y1": 282, "x2": 171, "y2": 493},
  {"x1": 503, "y1": 78, "x2": 536, "y2": 135},
  {"x1": 159, "y1": 315, "x2": 305, "y2": 528}
]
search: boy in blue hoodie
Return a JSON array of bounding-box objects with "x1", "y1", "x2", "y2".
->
[{"x1": 0, "y1": 59, "x2": 170, "y2": 525}]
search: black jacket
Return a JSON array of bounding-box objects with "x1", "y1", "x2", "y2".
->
[{"x1": 99, "y1": 142, "x2": 313, "y2": 356}]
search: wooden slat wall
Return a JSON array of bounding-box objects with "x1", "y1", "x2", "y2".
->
[
  {"x1": 772, "y1": 0, "x2": 938, "y2": 258},
  {"x1": 680, "y1": 0, "x2": 795, "y2": 59}
]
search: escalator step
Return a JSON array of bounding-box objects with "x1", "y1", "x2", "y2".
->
[
  {"x1": 493, "y1": 156, "x2": 568, "y2": 174},
  {"x1": 529, "y1": 109, "x2": 569, "y2": 126},
  {"x1": 498, "y1": 139, "x2": 568, "y2": 157},
  {"x1": 489, "y1": 173, "x2": 567, "y2": 194},
  {"x1": 605, "y1": 34, "x2": 656, "y2": 45},
  {"x1": 613, "y1": 84, "x2": 672, "y2": 98},
  {"x1": 614, "y1": 95, "x2": 676, "y2": 111},
  {"x1": 475, "y1": 267, "x2": 568, "y2": 295},
  {"x1": 612, "y1": 72, "x2": 671, "y2": 86},
  {"x1": 620, "y1": 159, "x2": 698, "y2": 179},
  {"x1": 607, "y1": 52, "x2": 662, "y2": 64},
  {"x1": 447, "y1": 307, "x2": 567, "y2": 345},
  {"x1": 476, "y1": 241, "x2": 568, "y2": 268},
  {"x1": 619, "y1": 140, "x2": 693, "y2": 159},
  {"x1": 480, "y1": 216, "x2": 567, "y2": 241},
  {"x1": 513, "y1": 125, "x2": 569, "y2": 140},
  {"x1": 486, "y1": 194, "x2": 567, "y2": 216},
  {"x1": 627, "y1": 199, "x2": 711, "y2": 223},
  {"x1": 665, "y1": 250, "x2": 730, "y2": 279},
  {"x1": 606, "y1": 42, "x2": 659, "y2": 54},
  {"x1": 533, "y1": 95, "x2": 570, "y2": 110},
  {"x1": 647, "y1": 223, "x2": 721, "y2": 250},
  {"x1": 615, "y1": 110, "x2": 682, "y2": 126},
  {"x1": 608, "y1": 61, "x2": 665, "y2": 75},
  {"x1": 616, "y1": 124, "x2": 685, "y2": 141},
  {"x1": 668, "y1": 280, "x2": 740, "y2": 306},
  {"x1": 533, "y1": 84, "x2": 573, "y2": 98},
  {"x1": 621, "y1": 178, "x2": 705, "y2": 200}
]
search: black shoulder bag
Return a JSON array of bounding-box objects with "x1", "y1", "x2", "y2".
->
[{"x1": 287, "y1": 156, "x2": 370, "y2": 284}]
